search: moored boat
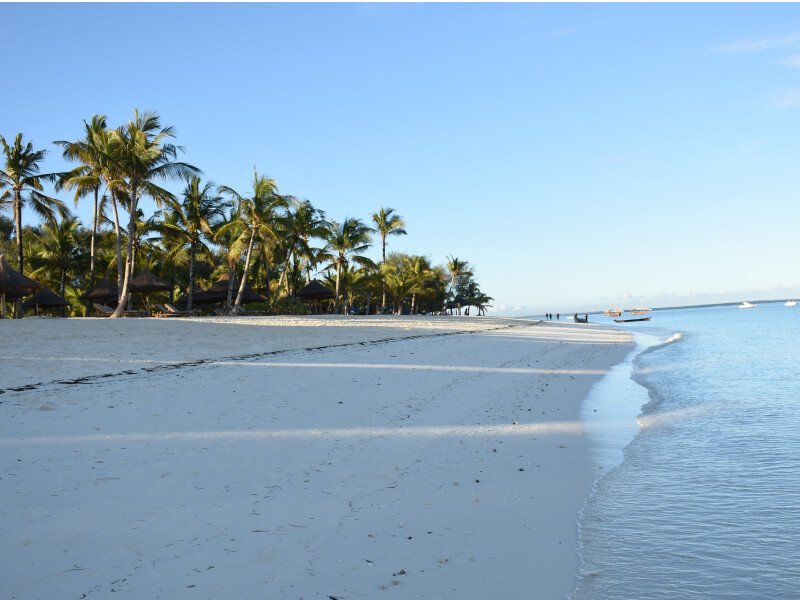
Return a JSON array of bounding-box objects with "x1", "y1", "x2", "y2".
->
[
  {"x1": 604, "y1": 308, "x2": 623, "y2": 317},
  {"x1": 629, "y1": 308, "x2": 651, "y2": 315},
  {"x1": 614, "y1": 316, "x2": 651, "y2": 323},
  {"x1": 738, "y1": 301, "x2": 756, "y2": 309},
  {"x1": 786, "y1": 300, "x2": 797, "y2": 307}
]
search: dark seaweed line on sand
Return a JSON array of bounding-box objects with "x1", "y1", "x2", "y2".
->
[{"x1": 1, "y1": 323, "x2": 523, "y2": 397}]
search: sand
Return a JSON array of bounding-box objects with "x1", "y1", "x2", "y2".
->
[{"x1": 0, "y1": 316, "x2": 632, "y2": 599}]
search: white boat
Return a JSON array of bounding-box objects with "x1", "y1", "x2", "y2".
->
[
  {"x1": 786, "y1": 300, "x2": 798, "y2": 307},
  {"x1": 738, "y1": 301, "x2": 756, "y2": 309}
]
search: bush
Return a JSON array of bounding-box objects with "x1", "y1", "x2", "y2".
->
[{"x1": 268, "y1": 297, "x2": 311, "y2": 315}]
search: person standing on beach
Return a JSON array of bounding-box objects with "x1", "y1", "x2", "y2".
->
[{"x1": 556, "y1": 313, "x2": 560, "y2": 320}]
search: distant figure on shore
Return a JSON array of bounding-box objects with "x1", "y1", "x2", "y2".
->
[
  {"x1": 585, "y1": 314, "x2": 588, "y2": 322},
  {"x1": 556, "y1": 313, "x2": 560, "y2": 320}
]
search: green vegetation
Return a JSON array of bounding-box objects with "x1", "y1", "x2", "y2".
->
[{"x1": 1, "y1": 110, "x2": 491, "y2": 318}]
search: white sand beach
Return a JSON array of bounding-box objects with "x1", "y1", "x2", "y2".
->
[{"x1": 0, "y1": 316, "x2": 632, "y2": 599}]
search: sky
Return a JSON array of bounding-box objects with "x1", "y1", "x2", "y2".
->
[{"x1": 2, "y1": 3, "x2": 799, "y2": 315}]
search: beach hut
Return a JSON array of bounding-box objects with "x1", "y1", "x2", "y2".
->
[
  {"x1": 80, "y1": 278, "x2": 119, "y2": 304},
  {"x1": 130, "y1": 269, "x2": 171, "y2": 312},
  {"x1": 0, "y1": 254, "x2": 39, "y2": 319},
  {"x1": 22, "y1": 286, "x2": 69, "y2": 316},
  {"x1": 296, "y1": 279, "x2": 334, "y2": 313},
  {"x1": 204, "y1": 273, "x2": 265, "y2": 305}
]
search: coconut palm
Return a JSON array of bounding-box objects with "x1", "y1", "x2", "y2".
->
[
  {"x1": 0, "y1": 133, "x2": 67, "y2": 274},
  {"x1": 54, "y1": 116, "x2": 126, "y2": 288},
  {"x1": 109, "y1": 110, "x2": 199, "y2": 318},
  {"x1": 273, "y1": 197, "x2": 327, "y2": 301},
  {"x1": 161, "y1": 176, "x2": 228, "y2": 311},
  {"x1": 218, "y1": 170, "x2": 283, "y2": 312},
  {"x1": 30, "y1": 214, "x2": 85, "y2": 316},
  {"x1": 371, "y1": 207, "x2": 406, "y2": 313},
  {"x1": 380, "y1": 254, "x2": 435, "y2": 315},
  {"x1": 55, "y1": 115, "x2": 111, "y2": 286},
  {"x1": 322, "y1": 218, "x2": 375, "y2": 313},
  {"x1": 445, "y1": 255, "x2": 472, "y2": 315}
]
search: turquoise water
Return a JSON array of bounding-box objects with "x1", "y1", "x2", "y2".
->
[{"x1": 572, "y1": 302, "x2": 800, "y2": 599}]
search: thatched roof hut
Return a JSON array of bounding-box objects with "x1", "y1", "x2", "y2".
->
[
  {"x1": 80, "y1": 278, "x2": 119, "y2": 303},
  {"x1": 22, "y1": 286, "x2": 68, "y2": 309},
  {"x1": 0, "y1": 254, "x2": 39, "y2": 318},
  {"x1": 296, "y1": 280, "x2": 335, "y2": 300},
  {"x1": 204, "y1": 274, "x2": 265, "y2": 304},
  {"x1": 130, "y1": 269, "x2": 171, "y2": 293},
  {"x1": 0, "y1": 254, "x2": 38, "y2": 294}
]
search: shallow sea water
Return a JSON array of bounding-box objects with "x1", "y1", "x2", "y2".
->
[{"x1": 572, "y1": 302, "x2": 800, "y2": 599}]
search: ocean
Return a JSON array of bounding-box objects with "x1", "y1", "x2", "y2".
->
[{"x1": 572, "y1": 301, "x2": 800, "y2": 599}]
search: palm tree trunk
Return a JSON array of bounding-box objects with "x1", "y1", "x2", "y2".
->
[
  {"x1": 13, "y1": 190, "x2": 23, "y2": 319},
  {"x1": 272, "y1": 246, "x2": 293, "y2": 305},
  {"x1": 335, "y1": 259, "x2": 342, "y2": 314},
  {"x1": 112, "y1": 190, "x2": 137, "y2": 318},
  {"x1": 234, "y1": 226, "x2": 257, "y2": 311},
  {"x1": 60, "y1": 267, "x2": 67, "y2": 318},
  {"x1": 380, "y1": 235, "x2": 387, "y2": 314},
  {"x1": 89, "y1": 187, "x2": 98, "y2": 285},
  {"x1": 188, "y1": 239, "x2": 196, "y2": 312},
  {"x1": 225, "y1": 263, "x2": 236, "y2": 311},
  {"x1": 110, "y1": 191, "x2": 123, "y2": 293}
]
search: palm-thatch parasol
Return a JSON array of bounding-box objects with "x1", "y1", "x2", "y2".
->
[
  {"x1": 22, "y1": 286, "x2": 69, "y2": 316},
  {"x1": 0, "y1": 254, "x2": 39, "y2": 318},
  {"x1": 204, "y1": 273, "x2": 265, "y2": 304},
  {"x1": 130, "y1": 269, "x2": 171, "y2": 294},
  {"x1": 175, "y1": 289, "x2": 213, "y2": 306},
  {"x1": 296, "y1": 280, "x2": 335, "y2": 300},
  {"x1": 296, "y1": 279, "x2": 334, "y2": 313},
  {"x1": 80, "y1": 278, "x2": 119, "y2": 304},
  {"x1": 130, "y1": 269, "x2": 171, "y2": 312}
]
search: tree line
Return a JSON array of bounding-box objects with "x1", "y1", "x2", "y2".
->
[{"x1": 1, "y1": 110, "x2": 492, "y2": 318}]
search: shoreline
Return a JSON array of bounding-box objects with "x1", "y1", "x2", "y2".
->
[{"x1": 1, "y1": 316, "x2": 633, "y2": 598}]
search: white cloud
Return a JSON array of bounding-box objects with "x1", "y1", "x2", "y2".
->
[
  {"x1": 714, "y1": 33, "x2": 800, "y2": 53},
  {"x1": 769, "y1": 87, "x2": 800, "y2": 109},
  {"x1": 784, "y1": 54, "x2": 800, "y2": 67}
]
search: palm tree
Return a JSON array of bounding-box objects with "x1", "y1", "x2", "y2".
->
[
  {"x1": 109, "y1": 110, "x2": 199, "y2": 318},
  {"x1": 30, "y1": 214, "x2": 84, "y2": 316},
  {"x1": 55, "y1": 115, "x2": 110, "y2": 287},
  {"x1": 323, "y1": 217, "x2": 375, "y2": 313},
  {"x1": 0, "y1": 133, "x2": 67, "y2": 274},
  {"x1": 274, "y1": 197, "x2": 327, "y2": 301},
  {"x1": 218, "y1": 169, "x2": 283, "y2": 313},
  {"x1": 161, "y1": 176, "x2": 228, "y2": 311},
  {"x1": 445, "y1": 255, "x2": 472, "y2": 315},
  {"x1": 371, "y1": 207, "x2": 406, "y2": 313}
]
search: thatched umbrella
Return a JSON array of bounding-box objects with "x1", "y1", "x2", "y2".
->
[
  {"x1": 130, "y1": 269, "x2": 171, "y2": 312},
  {"x1": 297, "y1": 280, "x2": 335, "y2": 300},
  {"x1": 80, "y1": 278, "x2": 119, "y2": 304},
  {"x1": 175, "y1": 289, "x2": 206, "y2": 305},
  {"x1": 130, "y1": 269, "x2": 171, "y2": 293},
  {"x1": 296, "y1": 280, "x2": 334, "y2": 314},
  {"x1": 205, "y1": 274, "x2": 265, "y2": 305},
  {"x1": 0, "y1": 254, "x2": 39, "y2": 318},
  {"x1": 22, "y1": 286, "x2": 69, "y2": 316}
]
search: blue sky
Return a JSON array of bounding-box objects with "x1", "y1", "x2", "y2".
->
[{"x1": 3, "y1": 3, "x2": 799, "y2": 314}]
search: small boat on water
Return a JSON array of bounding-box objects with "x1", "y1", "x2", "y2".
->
[
  {"x1": 786, "y1": 300, "x2": 798, "y2": 307},
  {"x1": 629, "y1": 308, "x2": 651, "y2": 315},
  {"x1": 604, "y1": 308, "x2": 623, "y2": 317},
  {"x1": 738, "y1": 301, "x2": 757, "y2": 309},
  {"x1": 614, "y1": 316, "x2": 651, "y2": 323}
]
